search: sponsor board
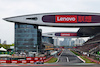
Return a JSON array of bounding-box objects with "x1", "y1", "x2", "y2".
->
[
  {"x1": 55, "y1": 33, "x2": 77, "y2": 36},
  {"x1": 34, "y1": 57, "x2": 39, "y2": 60},
  {"x1": 0, "y1": 60, "x2": 6, "y2": 63},
  {"x1": 22, "y1": 60, "x2": 27, "y2": 63},
  {"x1": 55, "y1": 15, "x2": 77, "y2": 23},
  {"x1": 42, "y1": 15, "x2": 99, "y2": 23},
  {"x1": 55, "y1": 15, "x2": 91, "y2": 23},
  {"x1": 26, "y1": 57, "x2": 33, "y2": 60},
  {"x1": 11, "y1": 60, "x2": 19, "y2": 63}
]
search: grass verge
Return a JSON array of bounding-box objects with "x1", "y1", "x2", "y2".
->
[
  {"x1": 70, "y1": 50, "x2": 80, "y2": 56},
  {"x1": 80, "y1": 56, "x2": 95, "y2": 63},
  {"x1": 45, "y1": 57, "x2": 57, "y2": 63},
  {"x1": 70, "y1": 50, "x2": 95, "y2": 63}
]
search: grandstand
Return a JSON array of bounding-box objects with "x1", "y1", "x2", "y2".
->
[
  {"x1": 77, "y1": 32, "x2": 100, "y2": 52},
  {"x1": 77, "y1": 43, "x2": 100, "y2": 52},
  {"x1": 85, "y1": 34, "x2": 100, "y2": 44},
  {"x1": 73, "y1": 27, "x2": 100, "y2": 61}
]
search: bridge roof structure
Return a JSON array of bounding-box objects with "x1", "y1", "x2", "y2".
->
[
  {"x1": 3, "y1": 12, "x2": 100, "y2": 37},
  {"x1": 42, "y1": 27, "x2": 100, "y2": 38},
  {"x1": 42, "y1": 32, "x2": 78, "y2": 38}
]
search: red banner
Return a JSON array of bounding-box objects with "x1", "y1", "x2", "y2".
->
[
  {"x1": 26, "y1": 57, "x2": 33, "y2": 60},
  {"x1": 11, "y1": 60, "x2": 18, "y2": 63},
  {"x1": 55, "y1": 15, "x2": 92, "y2": 23},
  {"x1": 55, "y1": 15, "x2": 77, "y2": 23},
  {"x1": 61, "y1": 33, "x2": 77, "y2": 36},
  {"x1": 0, "y1": 60, "x2": 7, "y2": 63},
  {"x1": 22, "y1": 60, "x2": 27, "y2": 63},
  {"x1": 30, "y1": 60, "x2": 34, "y2": 64},
  {"x1": 39, "y1": 57, "x2": 43, "y2": 60},
  {"x1": 34, "y1": 57, "x2": 39, "y2": 61}
]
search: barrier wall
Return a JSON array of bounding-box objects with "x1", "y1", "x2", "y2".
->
[
  {"x1": 0, "y1": 56, "x2": 53, "y2": 64},
  {"x1": 57, "y1": 51, "x2": 62, "y2": 56}
]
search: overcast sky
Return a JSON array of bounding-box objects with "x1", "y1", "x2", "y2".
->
[{"x1": 0, "y1": 0, "x2": 100, "y2": 44}]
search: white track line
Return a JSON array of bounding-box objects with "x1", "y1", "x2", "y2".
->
[
  {"x1": 66, "y1": 57, "x2": 69, "y2": 62},
  {"x1": 56, "y1": 50, "x2": 64, "y2": 63},
  {"x1": 77, "y1": 56, "x2": 85, "y2": 63}
]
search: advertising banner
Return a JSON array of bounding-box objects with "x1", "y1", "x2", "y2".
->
[
  {"x1": 34, "y1": 57, "x2": 39, "y2": 61},
  {"x1": 22, "y1": 60, "x2": 27, "y2": 64},
  {"x1": 26, "y1": 57, "x2": 33, "y2": 60},
  {"x1": 55, "y1": 33, "x2": 77, "y2": 36},
  {"x1": 42, "y1": 15, "x2": 100, "y2": 23},
  {"x1": 11, "y1": 60, "x2": 18, "y2": 63},
  {"x1": 39, "y1": 57, "x2": 43, "y2": 60},
  {"x1": 0, "y1": 60, "x2": 7, "y2": 63},
  {"x1": 30, "y1": 60, "x2": 34, "y2": 64}
]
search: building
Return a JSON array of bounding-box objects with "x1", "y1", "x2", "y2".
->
[
  {"x1": 71, "y1": 40, "x2": 75, "y2": 46},
  {"x1": 2, "y1": 40, "x2": 7, "y2": 45},
  {"x1": 15, "y1": 23, "x2": 42, "y2": 53},
  {"x1": 79, "y1": 39, "x2": 85, "y2": 45},
  {"x1": 59, "y1": 41, "x2": 63, "y2": 46},
  {"x1": 61, "y1": 38, "x2": 72, "y2": 46},
  {"x1": 75, "y1": 38, "x2": 85, "y2": 46},
  {"x1": 42, "y1": 36, "x2": 54, "y2": 44},
  {"x1": 54, "y1": 38, "x2": 60, "y2": 46}
]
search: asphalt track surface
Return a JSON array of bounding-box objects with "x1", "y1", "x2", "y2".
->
[{"x1": 57, "y1": 49, "x2": 83, "y2": 63}]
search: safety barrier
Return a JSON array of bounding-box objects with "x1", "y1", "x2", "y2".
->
[
  {"x1": 22, "y1": 60, "x2": 27, "y2": 64},
  {"x1": 0, "y1": 60, "x2": 8, "y2": 63},
  {"x1": 0, "y1": 56, "x2": 51, "y2": 64},
  {"x1": 57, "y1": 51, "x2": 62, "y2": 56},
  {"x1": 30, "y1": 60, "x2": 34, "y2": 64}
]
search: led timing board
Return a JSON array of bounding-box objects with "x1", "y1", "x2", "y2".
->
[
  {"x1": 42, "y1": 15, "x2": 100, "y2": 23},
  {"x1": 55, "y1": 33, "x2": 77, "y2": 36}
]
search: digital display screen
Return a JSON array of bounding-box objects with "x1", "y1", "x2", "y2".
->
[
  {"x1": 42, "y1": 15, "x2": 100, "y2": 23},
  {"x1": 55, "y1": 15, "x2": 91, "y2": 23},
  {"x1": 55, "y1": 33, "x2": 77, "y2": 36}
]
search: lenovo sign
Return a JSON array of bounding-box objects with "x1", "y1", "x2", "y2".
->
[
  {"x1": 55, "y1": 33, "x2": 77, "y2": 36},
  {"x1": 42, "y1": 15, "x2": 93, "y2": 23},
  {"x1": 61, "y1": 33, "x2": 71, "y2": 36},
  {"x1": 55, "y1": 15, "x2": 92, "y2": 23},
  {"x1": 56, "y1": 15, "x2": 77, "y2": 23},
  {"x1": 61, "y1": 33, "x2": 77, "y2": 36}
]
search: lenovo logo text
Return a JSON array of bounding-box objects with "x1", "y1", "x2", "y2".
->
[
  {"x1": 55, "y1": 15, "x2": 77, "y2": 23},
  {"x1": 57, "y1": 17, "x2": 76, "y2": 21}
]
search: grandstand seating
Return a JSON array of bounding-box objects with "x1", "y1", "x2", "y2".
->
[
  {"x1": 77, "y1": 33, "x2": 100, "y2": 52},
  {"x1": 85, "y1": 34, "x2": 100, "y2": 44},
  {"x1": 77, "y1": 43, "x2": 100, "y2": 52}
]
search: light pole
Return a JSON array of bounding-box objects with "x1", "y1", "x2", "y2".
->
[
  {"x1": 34, "y1": 44, "x2": 38, "y2": 56},
  {"x1": 37, "y1": 45, "x2": 38, "y2": 56}
]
